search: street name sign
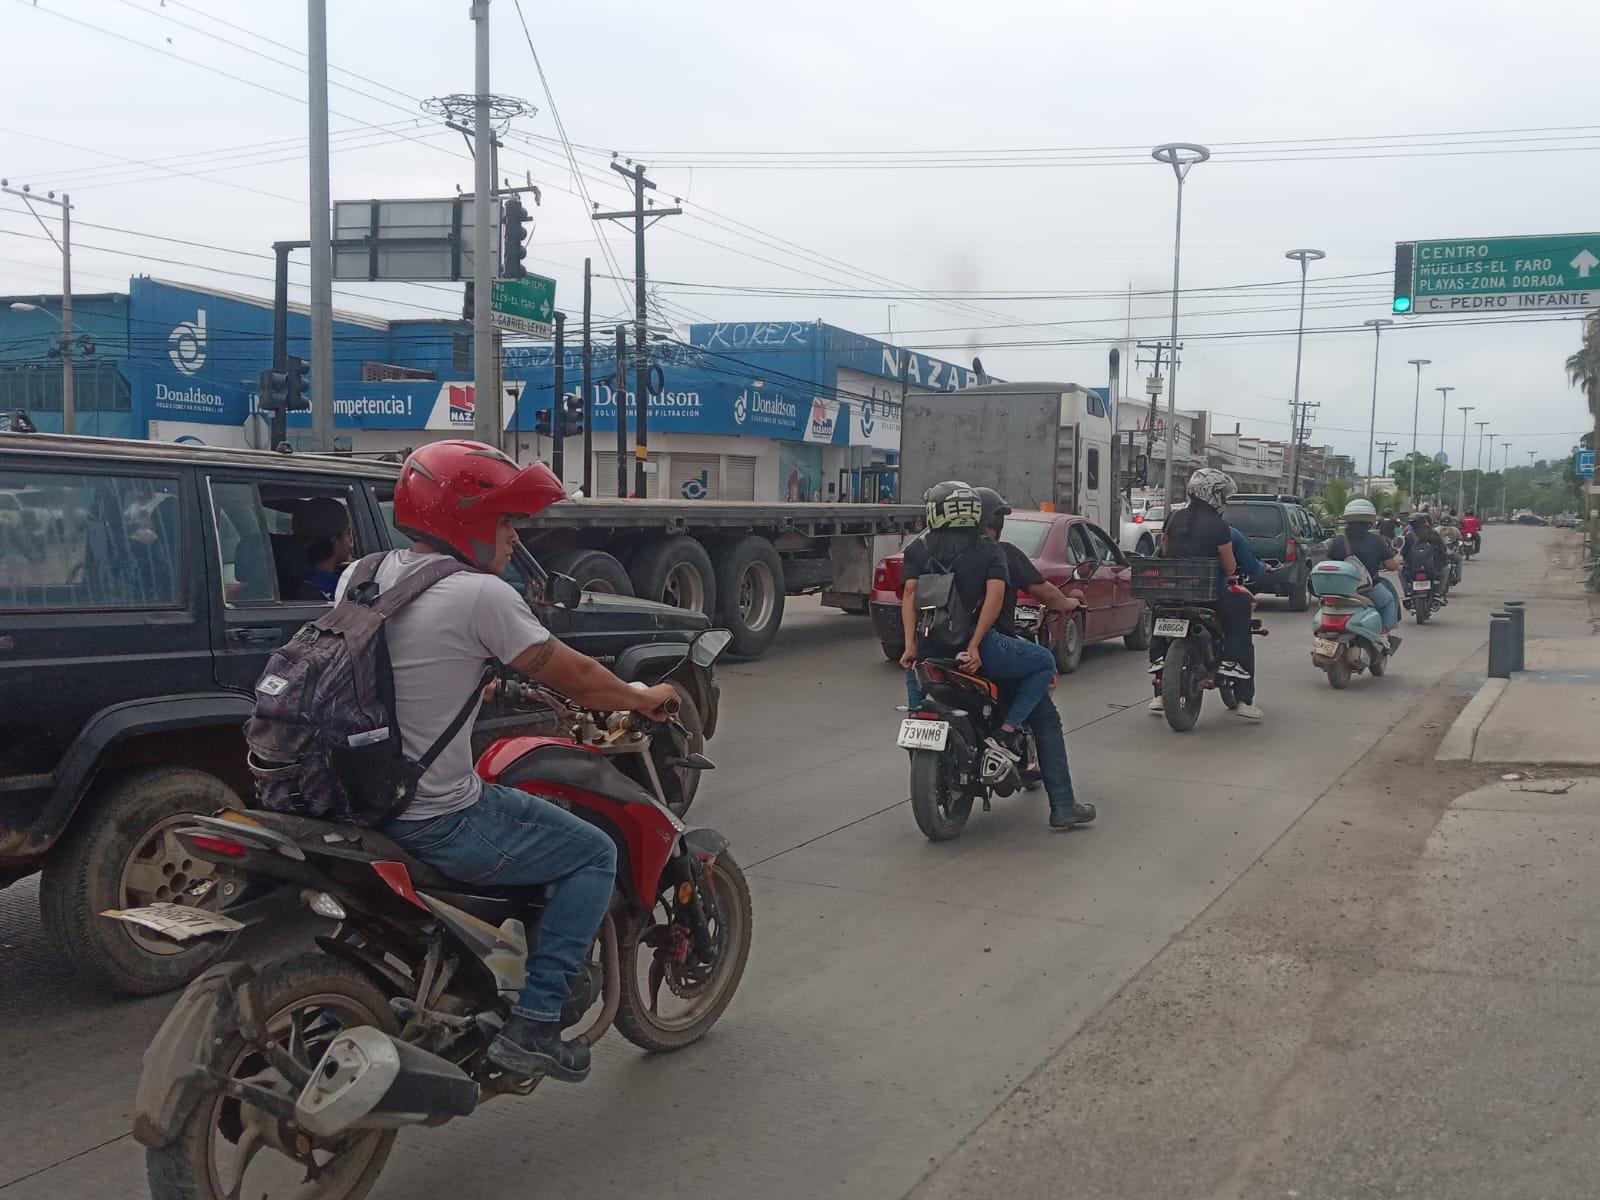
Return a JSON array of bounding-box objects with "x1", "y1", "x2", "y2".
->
[
  {"x1": 1394, "y1": 233, "x2": 1600, "y2": 314},
  {"x1": 491, "y1": 274, "x2": 557, "y2": 338}
]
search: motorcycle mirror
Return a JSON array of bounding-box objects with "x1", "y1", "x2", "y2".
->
[
  {"x1": 690, "y1": 628, "x2": 733, "y2": 668},
  {"x1": 546, "y1": 572, "x2": 582, "y2": 609}
]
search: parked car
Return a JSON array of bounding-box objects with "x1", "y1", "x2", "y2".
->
[
  {"x1": 0, "y1": 433, "x2": 719, "y2": 994},
  {"x1": 1221, "y1": 495, "x2": 1329, "y2": 612},
  {"x1": 1552, "y1": 512, "x2": 1577, "y2": 529},
  {"x1": 870, "y1": 510, "x2": 1151, "y2": 673},
  {"x1": 1514, "y1": 511, "x2": 1549, "y2": 526}
]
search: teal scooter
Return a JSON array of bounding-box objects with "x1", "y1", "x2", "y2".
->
[{"x1": 1308, "y1": 559, "x2": 1390, "y2": 688}]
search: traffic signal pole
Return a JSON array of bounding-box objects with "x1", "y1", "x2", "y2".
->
[
  {"x1": 551, "y1": 311, "x2": 566, "y2": 483},
  {"x1": 271, "y1": 239, "x2": 310, "y2": 450},
  {"x1": 470, "y1": 0, "x2": 496, "y2": 447}
]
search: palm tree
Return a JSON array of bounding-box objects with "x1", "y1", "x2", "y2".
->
[{"x1": 1567, "y1": 311, "x2": 1600, "y2": 417}]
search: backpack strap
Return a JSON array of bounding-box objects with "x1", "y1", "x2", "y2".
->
[
  {"x1": 367, "y1": 555, "x2": 471, "y2": 618},
  {"x1": 416, "y1": 662, "x2": 497, "y2": 772}
]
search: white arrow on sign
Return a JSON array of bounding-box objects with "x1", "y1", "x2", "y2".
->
[
  {"x1": 540, "y1": 299, "x2": 551, "y2": 317},
  {"x1": 1570, "y1": 249, "x2": 1599, "y2": 279}
]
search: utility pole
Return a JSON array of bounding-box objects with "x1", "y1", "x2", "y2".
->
[
  {"x1": 1377, "y1": 440, "x2": 1398, "y2": 475},
  {"x1": 1473, "y1": 421, "x2": 1490, "y2": 513},
  {"x1": 1135, "y1": 340, "x2": 1175, "y2": 485},
  {"x1": 1288, "y1": 399, "x2": 1320, "y2": 497},
  {"x1": 470, "y1": 0, "x2": 496, "y2": 446},
  {"x1": 307, "y1": 0, "x2": 334, "y2": 452},
  {"x1": 594, "y1": 161, "x2": 680, "y2": 497},
  {"x1": 2, "y1": 183, "x2": 73, "y2": 434},
  {"x1": 581, "y1": 257, "x2": 593, "y2": 498},
  {"x1": 614, "y1": 326, "x2": 629, "y2": 498},
  {"x1": 551, "y1": 311, "x2": 566, "y2": 482}
]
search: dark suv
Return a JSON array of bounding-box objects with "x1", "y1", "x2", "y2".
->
[
  {"x1": 0, "y1": 433, "x2": 717, "y2": 994},
  {"x1": 1221, "y1": 495, "x2": 1330, "y2": 611}
]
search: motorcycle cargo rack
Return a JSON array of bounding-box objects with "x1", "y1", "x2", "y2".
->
[{"x1": 1127, "y1": 556, "x2": 1215, "y2": 603}]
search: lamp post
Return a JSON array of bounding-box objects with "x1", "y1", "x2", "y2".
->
[
  {"x1": 1405, "y1": 359, "x2": 1430, "y2": 502},
  {"x1": 1432, "y1": 385, "x2": 1455, "y2": 503},
  {"x1": 1151, "y1": 142, "x2": 1210, "y2": 505},
  {"x1": 1456, "y1": 405, "x2": 1474, "y2": 513},
  {"x1": 1362, "y1": 317, "x2": 1392, "y2": 486},
  {"x1": 1473, "y1": 421, "x2": 1490, "y2": 513},
  {"x1": 1499, "y1": 440, "x2": 1513, "y2": 520}
]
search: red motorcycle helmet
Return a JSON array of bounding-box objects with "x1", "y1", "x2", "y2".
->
[{"x1": 393, "y1": 440, "x2": 566, "y2": 568}]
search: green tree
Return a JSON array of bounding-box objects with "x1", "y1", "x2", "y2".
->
[{"x1": 1395, "y1": 451, "x2": 1447, "y2": 501}]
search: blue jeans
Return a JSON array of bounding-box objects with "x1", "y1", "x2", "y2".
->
[
  {"x1": 905, "y1": 630, "x2": 1076, "y2": 812},
  {"x1": 385, "y1": 783, "x2": 617, "y2": 1022},
  {"x1": 1370, "y1": 577, "x2": 1399, "y2": 631}
]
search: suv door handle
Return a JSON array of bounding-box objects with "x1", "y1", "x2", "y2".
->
[{"x1": 227, "y1": 625, "x2": 281, "y2": 645}]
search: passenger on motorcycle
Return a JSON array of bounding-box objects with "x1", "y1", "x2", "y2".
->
[
  {"x1": 973, "y1": 486, "x2": 1095, "y2": 830},
  {"x1": 1151, "y1": 468, "x2": 1262, "y2": 719},
  {"x1": 1403, "y1": 511, "x2": 1449, "y2": 590},
  {"x1": 901, "y1": 483, "x2": 1092, "y2": 828},
  {"x1": 1329, "y1": 498, "x2": 1404, "y2": 650},
  {"x1": 1376, "y1": 507, "x2": 1401, "y2": 540},
  {"x1": 1461, "y1": 509, "x2": 1482, "y2": 548},
  {"x1": 347, "y1": 440, "x2": 679, "y2": 1085}
]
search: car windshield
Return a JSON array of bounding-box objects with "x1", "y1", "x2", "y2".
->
[
  {"x1": 1223, "y1": 503, "x2": 1285, "y2": 537},
  {"x1": 1000, "y1": 520, "x2": 1050, "y2": 557}
]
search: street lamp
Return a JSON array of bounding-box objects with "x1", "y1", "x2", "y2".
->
[
  {"x1": 9, "y1": 301, "x2": 60, "y2": 322},
  {"x1": 1285, "y1": 249, "x2": 1326, "y2": 496},
  {"x1": 1406, "y1": 358, "x2": 1430, "y2": 502},
  {"x1": 1456, "y1": 405, "x2": 1474, "y2": 513},
  {"x1": 1473, "y1": 421, "x2": 1490, "y2": 513},
  {"x1": 1435, "y1": 385, "x2": 1454, "y2": 458},
  {"x1": 1499, "y1": 440, "x2": 1513, "y2": 520},
  {"x1": 1151, "y1": 142, "x2": 1209, "y2": 506},
  {"x1": 1362, "y1": 317, "x2": 1392, "y2": 486}
]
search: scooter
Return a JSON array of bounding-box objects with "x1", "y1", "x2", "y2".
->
[{"x1": 1308, "y1": 560, "x2": 1390, "y2": 688}]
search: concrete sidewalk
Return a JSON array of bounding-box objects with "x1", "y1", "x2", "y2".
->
[{"x1": 1439, "y1": 535, "x2": 1600, "y2": 766}]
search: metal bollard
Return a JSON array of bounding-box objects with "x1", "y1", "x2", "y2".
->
[
  {"x1": 1504, "y1": 600, "x2": 1526, "y2": 671},
  {"x1": 1488, "y1": 613, "x2": 1514, "y2": 679}
]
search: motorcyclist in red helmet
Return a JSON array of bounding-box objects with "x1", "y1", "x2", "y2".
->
[{"x1": 342, "y1": 439, "x2": 677, "y2": 1083}]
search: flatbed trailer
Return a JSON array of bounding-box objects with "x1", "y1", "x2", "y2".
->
[{"x1": 519, "y1": 500, "x2": 924, "y2": 656}]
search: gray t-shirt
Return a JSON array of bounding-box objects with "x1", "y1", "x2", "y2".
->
[{"x1": 335, "y1": 550, "x2": 549, "y2": 820}]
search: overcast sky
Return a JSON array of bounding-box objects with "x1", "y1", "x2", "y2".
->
[{"x1": 3, "y1": 0, "x2": 1596, "y2": 468}]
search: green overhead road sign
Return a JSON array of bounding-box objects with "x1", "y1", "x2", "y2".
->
[
  {"x1": 491, "y1": 274, "x2": 556, "y2": 337},
  {"x1": 1394, "y1": 234, "x2": 1600, "y2": 314}
]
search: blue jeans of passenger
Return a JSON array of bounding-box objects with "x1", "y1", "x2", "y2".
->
[
  {"x1": 905, "y1": 630, "x2": 1076, "y2": 812},
  {"x1": 385, "y1": 782, "x2": 618, "y2": 1022},
  {"x1": 1370, "y1": 577, "x2": 1399, "y2": 632}
]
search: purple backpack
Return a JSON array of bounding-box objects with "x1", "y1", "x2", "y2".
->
[{"x1": 244, "y1": 553, "x2": 492, "y2": 827}]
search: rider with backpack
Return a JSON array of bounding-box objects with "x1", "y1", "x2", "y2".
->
[{"x1": 248, "y1": 440, "x2": 676, "y2": 1086}]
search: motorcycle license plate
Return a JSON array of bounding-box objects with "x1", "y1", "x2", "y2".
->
[
  {"x1": 100, "y1": 902, "x2": 244, "y2": 941},
  {"x1": 1413, "y1": 579, "x2": 1431, "y2": 591},
  {"x1": 1153, "y1": 617, "x2": 1190, "y2": 638},
  {"x1": 897, "y1": 719, "x2": 950, "y2": 751},
  {"x1": 1312, "y1": 637, "x2": 1342, "y2": 658}
]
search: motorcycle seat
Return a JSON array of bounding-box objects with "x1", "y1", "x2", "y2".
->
[
  {"x1": 919, "y1": 656, "x2": 1005, "y2": 700},
  {"x1": 495, "y1": 742, "x2": 659, "y2": 809},
  {"x1": 243, "y1": 810, "x2": 459, "y2": 891}
]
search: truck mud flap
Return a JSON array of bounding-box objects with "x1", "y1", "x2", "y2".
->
[{"x1": 131, "y1": 960, "x2": 255, "y2": 1148}]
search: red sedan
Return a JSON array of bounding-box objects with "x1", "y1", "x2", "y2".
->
[{"x1": 869, "y1": 511, "x2": 1152, "y2": 672}]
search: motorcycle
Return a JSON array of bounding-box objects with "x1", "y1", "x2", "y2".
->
[
  {"x1": 1402, "y1": 560, "x2": 1443, "y2": 623},
  {"x1": 899, "y1": 654, "x2": 1041, "y2": 842},
  {"x1": 1146, "y1": 590, "x2": 1267, "y2": 731},
  {"x1": 119, "y1": 629, "x2": 751, "y2": 1200},
  {"x1": 1308, "y1": 560, "x2": 1390, "y2": 688}
]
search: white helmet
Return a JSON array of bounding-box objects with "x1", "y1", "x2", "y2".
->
[
  {"x1": 1342, "y1": 498, "x2": 1378, "y2": 522},
  {"x1": 1185, "y1": 468, "x2": 1237, "y2": 509}
]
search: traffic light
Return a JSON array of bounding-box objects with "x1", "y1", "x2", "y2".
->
[
  {"x1": 502, "y1": 197, "x2": 529, "y2": 279},
  {"x1": 462, "y1": 281, "x2": 475, "y2": 322},
  {"x1": 258, "y1": 367, "x2": 289, "y2": 412},
  {"x1": 534, "y1": 407, "x2": 553, "y2": 438},
  {"x1": 1392, "y1": 242, "x2": 1415, "y2": 314},
  {"x1": 557, "y1": 392, "x2": 584, "y2": 439},
  {"x1": 283, "y1": 356, "x2": 310, "y2": 412}
]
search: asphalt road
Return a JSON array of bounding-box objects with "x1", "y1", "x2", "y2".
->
[{"x1": 0, "y1": 528, "x2": 1542, "y2": 1199}]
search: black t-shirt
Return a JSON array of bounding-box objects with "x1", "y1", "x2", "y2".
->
[
  {"x1": 994, "y1": 540, "x2": 1045, "y2": 636},
  {"x1": 1376, "y1": 517, "x2": 1400, "y2": 538},
  {"x1": 904, "y1": 533, "x2": 1009, "y2": 625},
  {"x1": 1163, "y1": 500, "x2": 1231, "y2": 561},
  {"x1": 1330, "y1": 526, "x2": 1393, "y2": 580}
]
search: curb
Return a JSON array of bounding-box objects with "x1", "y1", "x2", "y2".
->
[{"x1": 1436, "y1": 676, "x2": 1508, "y2": 762}]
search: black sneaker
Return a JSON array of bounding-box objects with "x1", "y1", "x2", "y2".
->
[
  {"x1": 1385, "y1": 633, "x2": 1402, "y2": 655},
  {"x1": 488, "y1": 1016, "x2": 591, "y2": 1082},
  {"x1": 1049, "y1": 803, "x2": 1096, "y2": 830},
  {"x1": 1217, "y1": 660, "x2": 1253, "y2": 681},
  {"x1": 560, "y1": 963, "x2": 601, "y2": 1028}
]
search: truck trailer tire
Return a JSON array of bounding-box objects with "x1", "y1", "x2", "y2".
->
[
  {"x1": 629, "y1": 535, "x2": 717, "y2": 616},
  {"x1": 713, "y1": 536, "x2": 786, "y2": 658},
  {"x1": 544, "y1": 548, "x2": 634, "y2": 596}
]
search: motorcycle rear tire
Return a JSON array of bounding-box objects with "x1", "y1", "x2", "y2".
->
[
  {"x1": 1415, "y1": 601, "x2": 1431, "y2": 625},
  {"x1": 1369, "y1": 649, "x2": 1387, "y2": 677},
  {"x1": 910, "y1": 748, "x2": 973, "y2": 841},
  {"x1": 146, "y1": 952, "x2": 398, "y2": 1200},
  {"x1": 1161, "y1": 640, "x2": 1202, "y2": 732},
  {"x1": 1326, "y1": 653, "x2": 1352, "y2": 689}
]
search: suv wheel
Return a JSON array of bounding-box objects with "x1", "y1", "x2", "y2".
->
[
  {"x1": 40, "y1": 767, "x2": 241, "y2": 995},
  {"x1": 1287, "y1": 576, "x2": 1310, "y2": 612}
]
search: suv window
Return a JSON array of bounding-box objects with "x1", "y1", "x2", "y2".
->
[
  {"x1": 208, "y1": 480, "x2": 363, "y2": 605},
  {"x1": 1222, "y1": 502, "x2": 1285, "y2": 538},
  {"x1": 0, "y1": 467, "x2": 183, "y2": 611}
]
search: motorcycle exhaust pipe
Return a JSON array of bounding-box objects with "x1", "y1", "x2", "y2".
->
[{"x1": 294, "y1": 1027, "x2": 477, "y2": 1137}]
